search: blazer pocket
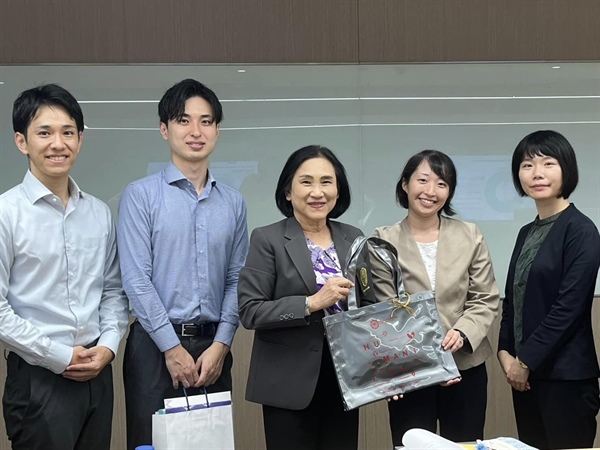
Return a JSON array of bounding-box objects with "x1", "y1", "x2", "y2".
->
[
  {"x1": 255, "y1": 336, "x2": 287, "y2": 347},
  {"x1": 256, "y1": 329, "x2": 316, "y2": 350}
]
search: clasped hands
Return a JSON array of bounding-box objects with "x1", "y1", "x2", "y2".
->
[
  {"x1": 165, "y1": 342, "x2": 229, "y2": 389},
  {"x1": 498, "y1": 350, "x2": 530, "y2": 392},
  {"x1": 62, "y1": 345, "x2": 114, "y2": 382}
]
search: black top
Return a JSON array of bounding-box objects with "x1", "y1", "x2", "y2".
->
[
  {"x1": 512, "y1": 210, "x2": 562, "y2": 353},
  {"x1": 499, "y1": 204, "x2": 600, "y2": 380}
]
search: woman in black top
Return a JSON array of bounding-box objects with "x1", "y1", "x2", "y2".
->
[{"x1": 498, "y1": 130, "x2": 600, "y2": 450}]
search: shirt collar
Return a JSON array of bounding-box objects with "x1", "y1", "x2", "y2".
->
[
  {"x1": 205, "y1": 170, "x2": 217, "y2": 193},
  {"x1": 164, "y1": 162, "x2": 187, "y2": 184},
  {"x1": 22, "y1": 170, "x2": 83, "y2": 204},
  {"x1": 164, "y1": 162, "x2": 217, "y2": 191}
]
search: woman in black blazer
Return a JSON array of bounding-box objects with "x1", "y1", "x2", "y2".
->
[
  {"x1": 238, "y1": 145, "x2": 374, "y2": 450},
  {"x1": 498, "y1": 130, "x2": 600, "y2": 450}
]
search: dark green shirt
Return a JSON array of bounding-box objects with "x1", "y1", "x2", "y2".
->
[{"x1": 513, "y1": 210, "x2": 563, "y2": 352}]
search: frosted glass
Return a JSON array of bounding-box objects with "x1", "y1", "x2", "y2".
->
[{"x1": 1, "y1": 63, "x2": 598, "y2": 293}]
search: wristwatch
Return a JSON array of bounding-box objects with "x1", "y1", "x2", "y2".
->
[
  {"x1": 456, "y1": 329, "x2": 469, "y2": 345},
  {"x1": 517, "y1": 358, "x2": 529, "y2": 370}
]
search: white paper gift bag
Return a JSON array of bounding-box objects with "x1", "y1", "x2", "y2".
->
[{"x1": 152, "y1": 391, "x2": 234, "y2": 450}]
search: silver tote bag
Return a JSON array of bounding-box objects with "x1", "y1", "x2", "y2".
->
[{"x1": 322, "y1": 236, "x2": 461, "y2": 411}]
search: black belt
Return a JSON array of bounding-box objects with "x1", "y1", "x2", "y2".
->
[{"x1": 172, "y1": 322, "x2": 218, "y2": 338}]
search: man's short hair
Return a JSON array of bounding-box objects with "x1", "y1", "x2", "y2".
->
[
  {"x1": 158, "y1": 79, "x2": 223, "y2": 126},
  {"x1": 275, "y1": 145, "x2": 352, "y2": 218},
  {"x1": 13, "y1": 84, "x2": 84, "y2": 136},
  {"x1": 511, "y1": 130, "x2": 579, "y2": 199}
]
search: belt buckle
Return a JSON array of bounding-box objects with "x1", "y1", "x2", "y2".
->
[{"x1": 181, "y1": 324, "x2": 196, "y2": 337}]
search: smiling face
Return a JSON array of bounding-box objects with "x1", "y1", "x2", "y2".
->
[
  {"x1": 402, "y1": 160, "x2": 450, "y2": 220},
  {"x1": 14, "y1": 105, "x2": 82, "y2": 187},
  {"x1": 286, "y1": 157, "x2": 339, "y2": 229},
  {"x1": 160, "y1": 96, "x2": 220, "y2": 168},
  {"x1": 518, "y1": 154, "x2": 564, "y2": 202}
]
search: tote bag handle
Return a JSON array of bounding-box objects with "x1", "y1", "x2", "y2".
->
[{"x1": 344, "y1": 236, "x2": 407, "y2": 310}]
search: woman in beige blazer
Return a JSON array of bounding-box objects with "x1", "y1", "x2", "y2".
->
[{"x1": 372, "y1": 150, "x2": 500, "y2": 447}]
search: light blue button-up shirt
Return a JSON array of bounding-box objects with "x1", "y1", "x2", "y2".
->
[
  {"x1": 0, "y1": 171, "x2": 129, "y2": 374},
  {"x1": 117, "y1": 162, "x2": 249, "y2": 352}
]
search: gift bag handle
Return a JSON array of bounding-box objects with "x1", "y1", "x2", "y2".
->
[
  {"x1": 344, "y1": 236, "x2": 407, "y2": 310},
  {"x1": 182, "y1": 386, "x2": 211, "y2": 410}
]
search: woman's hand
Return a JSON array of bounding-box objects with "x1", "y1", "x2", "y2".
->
[
  {"x1": 505, "y1": 358, "x2": 530, "y2": 392},
  {"x1": 442, "y1": 329, "x2": 464, "y2": 353},
  {"x1": 308, "y1": 277, "x2": 354, "y2": 312},
  {"x1": 498, "y1": 350, "x2": 530, "y2": 392},
  {"x1": 440, "y1": 378, "x2": 461, "y2": 387}
]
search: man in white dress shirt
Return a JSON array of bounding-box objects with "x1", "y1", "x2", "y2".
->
[{"x1": 0, "y1": 84, "x2": 128, "y2": 450}]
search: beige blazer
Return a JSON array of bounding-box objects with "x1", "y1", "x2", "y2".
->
[{"x1": 372, "y1": 216, "x2": 500, "y2": 370}]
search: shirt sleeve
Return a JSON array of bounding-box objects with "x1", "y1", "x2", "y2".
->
[
  {"x1": 214, "y1": 196, "x2": 249, "y2": 347},
  {"x1": 451, "y1": 225, "x2": 501, "y2": 353},
  {"x1": 97, "y1": 217, "x2": 129, "y2": 355},
  {"x1": 0, "y1": 211, "x2": 73, "y2": 374},
  {"x1": 117, "y1": 184, "x2": 180, "y2": 353}
]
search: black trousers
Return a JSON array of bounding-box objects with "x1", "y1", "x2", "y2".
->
[
  {"x1": 124, "y1": 321, "x2": 233, "y2": 450},
  {"x1": 2, "y1": 352, "x2": 114, "y2": 450},
  {"x1": 387, "y1": 362, "x2": 488, "y2": 446},
  {"x1": 262, "y1": 340, "x2": 359, "y2": 450},
  {"x1": 512, "y1": 377, "x2": 599, "y2": 450}
]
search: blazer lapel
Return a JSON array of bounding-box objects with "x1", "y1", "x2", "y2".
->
[
  {"x1": 284, "y1": 217, "x2": 318, "y2": 292},
  {"x1": 434, "y1": 216, "x2": 452, "y2": 296},
  {"x1": 330, "y1": 221, "x2": 351, "y2": 271}
]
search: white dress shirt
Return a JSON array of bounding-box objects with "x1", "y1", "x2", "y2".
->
[{"x1": 0, "y1": 171, "x2": 128, "y2": 374}]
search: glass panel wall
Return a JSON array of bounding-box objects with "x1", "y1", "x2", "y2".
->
[{"x1": 1, "y1": 63, "x2": 598, "y2": 292}]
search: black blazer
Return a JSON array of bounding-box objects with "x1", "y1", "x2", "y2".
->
[
  {"x1": 238, "y1": 217, "x2": 374, "y2": 409},
  {"x1": 498, "y1": 204, "x2": 600, "y2": 380}
]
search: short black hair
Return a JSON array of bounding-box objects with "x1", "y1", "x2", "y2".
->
[
  {"x1": 275, "y1": 145, "x2": 351, "y2": 218},
  {"x1": 158, "y1": 79, "x2": 223, "y2": 126},
  {"x1": 511, "y1": 130, "x2": 578, "y2": 199},
  {"x1": 13, "y1": 84, "x2": 84, "y2": 136},
  {"x1": 395, "y1": 150, "x2": 457, "y2": 216}
]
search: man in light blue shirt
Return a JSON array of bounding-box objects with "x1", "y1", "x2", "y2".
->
[
  {"x1": 0, "y1": 85, "x2": 128, "y2": 450},
  {"x1": 118, "y1": 79, "x2": 249, "y2": 449}
]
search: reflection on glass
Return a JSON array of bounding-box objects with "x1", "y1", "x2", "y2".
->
[{"x1": 0, "y1": 63, "x2": 598, "y2": 293}]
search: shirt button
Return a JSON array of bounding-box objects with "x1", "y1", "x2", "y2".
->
[{"x1": 52, "y1": 198, "x2": 58, "y2": 202}]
